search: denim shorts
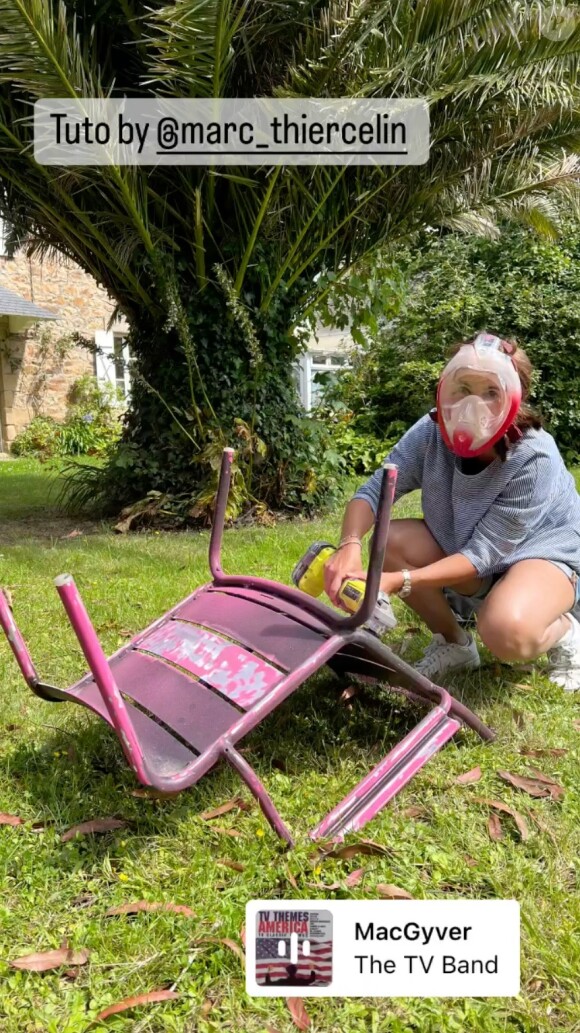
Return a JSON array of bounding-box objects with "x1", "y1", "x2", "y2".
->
[{"x1": 444, "y1": 561, "x2": 580, "y2": 621}]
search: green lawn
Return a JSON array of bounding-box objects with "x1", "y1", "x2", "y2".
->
[{"x1": 0, "y1": 459, "x2": 578, "y2": 1033}]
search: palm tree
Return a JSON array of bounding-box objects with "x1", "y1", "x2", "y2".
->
[{"x1": 1, "y1": 0, "x2": 579, "y2": 513}]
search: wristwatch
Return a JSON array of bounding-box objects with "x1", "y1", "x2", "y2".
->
[{"x1": 398, "y1": 568, "x2": 412, "y2": 599}]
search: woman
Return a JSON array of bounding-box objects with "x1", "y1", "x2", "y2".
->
[{"x1": 324, "y1": 332, "x2": 580, "y2": 690}]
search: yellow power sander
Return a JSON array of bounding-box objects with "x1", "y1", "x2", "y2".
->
[{"x1": 291, "y1": 540, "x2": 397, "y2": 636}]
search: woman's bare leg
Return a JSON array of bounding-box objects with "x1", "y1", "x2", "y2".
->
[
  {"x1": 384, "y1": 518, "x2": 486, "y2": 643},
  {"x1": 477, "y1": 559, "x2": 576, "y2": 660}
]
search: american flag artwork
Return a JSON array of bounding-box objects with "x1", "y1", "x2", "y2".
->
[{"x1": 254, "y1": 910, "x2": 333, "y2": 986}]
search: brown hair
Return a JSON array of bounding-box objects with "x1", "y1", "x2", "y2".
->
[{"x1": 447, "y1": 333, "x2": 542, "y2": 460}]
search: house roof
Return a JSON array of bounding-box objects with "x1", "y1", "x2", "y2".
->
[{"x1": 0, "y1": 283, "x2": 57, "y2": 320}]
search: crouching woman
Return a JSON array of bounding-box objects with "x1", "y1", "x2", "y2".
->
[{"x1": 324, "y1": 332, "x2": 580, "y2": 690}]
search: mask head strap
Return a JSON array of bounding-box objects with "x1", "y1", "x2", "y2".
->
[{"x1": 471, "y1": 331, "x2": 516, "y2": 360}]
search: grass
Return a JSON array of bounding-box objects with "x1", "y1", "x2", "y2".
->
[{"x1": 0, "y1": 458, "x2": 579, "y2": 1033}]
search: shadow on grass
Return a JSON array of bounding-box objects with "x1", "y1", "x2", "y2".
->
[{"x1": 0, "y1": 662, "x2": 488, "y2": 855}]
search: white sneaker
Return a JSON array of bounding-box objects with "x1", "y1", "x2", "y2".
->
[
  {"x1": 414, "y1": 632, "x2": 480, "y2": 680},
  {"x1": 546, "y1": 613, "x2": 580, "y2": 691}
]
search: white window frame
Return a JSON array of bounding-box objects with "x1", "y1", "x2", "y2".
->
[
  {"x1": 94, "y1": 329, "x2": 132, "y2": 402},
  {"x1": 295, "y1": 350, "x2": 351, "y2": 411}
]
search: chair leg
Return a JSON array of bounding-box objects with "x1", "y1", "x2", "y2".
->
[
  {"x1": 0, "y1": 587, "x2": 39, "y2": 688},
  {"x1": 310, "y1": 704, "x2": 460, "y2": 842},
  {"x1": 54, "y1": 574, "x2": 151, "y2": 784},
  {"x1": 223, "y1": 742, "x2": 294, "y2": 847}
]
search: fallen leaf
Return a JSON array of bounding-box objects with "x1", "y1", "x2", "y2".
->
[
  {"x1": 210, "y1": 826, "x2": 242, "y2": 837},
  {"x1": 527, "y1": 767, "x2": 565, "y2": 798},
  {"x1": 344, "y1": 867, "x2": 365, "y2": 887},
  {"x1": 2, "y1": 588, "x2": 13, "y2": 609},
  {"x1": 113, "y1": 516, "x2": 133, "y2": 534},
  {"x1": 527, "y1": 978, "x2": 543, "y2": 992},
  {"x1": 5, "y1": 723, "x2": 20, "y2": 732},
  {"x1": 456, "y1": 766, "x2": 482, "y2": 785},
  {"x1": 488, "y1": 813, "x2": 503, "y2": 841},
  {"x1": 473, "y1": 797, "x2": 530, "y2": 841},
  {"x1": 266, "y1": 1027, "x2": 282, "y2": 1033},
  {"x1": 519, "y1": 747, "x2": 568, "y2": 758},
  {"x1": 63, "y1": 529, "x2": 83, "y2": 539},
  {"x1": 105, "y1": 901, "x2": 195, "y2": 918},
  {"x1": 93, "y1": 990, "x2": 179, "y2": 1023},
  {"x1": 339, "y1": 684, "x2": 360, "y2": 704},
  {"x1": 197, "y1": 937, "x2": 245, "y2": 964},
  {"x1": 308, "y1": 868, "x2": 365, "y2": 891},
  {"x1": 200, "y1": 999, "x2": 213, "y2": 1017},
  {"x1": 464, "y1": 855, "x2": 478, "y2": 867},
  {"x1": 376, "y1": 883, "x2": 413, "y2": 900},
  {"x1": 10, "y1": 948, "x2": 90, "y2": 972},
  {"x1": 287, "y1": 997, "x2": 311, "y2": 1030},
  {"x1": 200, "y1": 797, "x2": 252, "y2": 820},
  {"x1": 61, "y1": 818, "x2": 128, "y2": 842},
  {"x1": 321, "y1": 840, "x2": 389, "y2": 860},
  {"x1": 400, "y1": 805, "x2": 429, "y2": 820},
  {"x1": 573, "y1": 720, "x2": 580, "y2": 731},
  {"x1": 286, "y1": 869, "x2": 299, "y2": 889},
  {"x1": 0, "y1": 813, "x2": 24, "y2": 827},
  {"x1": 497, "y1": 770, "x2": 563, "y2": 801},
  {"x1": 217, "y1": 859, "x2": 245, "y2": 872},
  {"x1": 71, "y1": 892, "x2": 97, "y2": 908}
]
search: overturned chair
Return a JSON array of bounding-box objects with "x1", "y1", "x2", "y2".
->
[{"x1": 0, "y1": 449, "x2": 493, "y2": 846}]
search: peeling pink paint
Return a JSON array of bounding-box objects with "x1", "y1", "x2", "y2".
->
[{"x1": 138, "y1": 621, "x2": 282, "y2": 707}]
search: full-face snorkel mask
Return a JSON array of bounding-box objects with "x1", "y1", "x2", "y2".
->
[{"x1": 435, "y1": 333, "x2": 522, "y2": 458}]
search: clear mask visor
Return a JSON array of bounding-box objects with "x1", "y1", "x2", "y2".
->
[{"x1": 439, "y1": 368, "x2": 513, "y2": 450}]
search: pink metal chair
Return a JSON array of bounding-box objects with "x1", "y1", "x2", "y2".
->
[{"x1": 0, "y1": 449, "x2": 493, "y2": 845}]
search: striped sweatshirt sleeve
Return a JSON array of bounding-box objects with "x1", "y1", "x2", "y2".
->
[
  {"x1": 351, "y1": 415, "x2": 430, "y2": 516},
  {"x1": 460, "y1": 454, "x2": 552, "y2": 575}
]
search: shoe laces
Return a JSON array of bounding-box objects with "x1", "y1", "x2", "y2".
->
[
  {"x1": 545, "y1": 615, "x2": 578, "y2": 673},
  {"x1": 422, "y1": 634, "x2": 446, "y2": 657},
  {"x1": 548, "y1": 630, "x2": 579, "y2": 674}
]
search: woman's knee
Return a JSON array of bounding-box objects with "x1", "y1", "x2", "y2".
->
[
  {"x1": 383, "y1": 520, "x2": 408, "y2": 568},
  {"x1": 383, "y1": 519, "x2": 444, "y2": 571},
  {"x1": 477, "y1": 606, "x2": 542, "y2": 661}
]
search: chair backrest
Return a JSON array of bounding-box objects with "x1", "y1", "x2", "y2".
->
[{"x1": 208, "y1": 447, "x2": 398, "y2": 632}]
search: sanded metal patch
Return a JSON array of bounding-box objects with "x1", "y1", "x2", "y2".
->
[{"x1": 137, "y1": 620, "x2": 282, "y2": 708}]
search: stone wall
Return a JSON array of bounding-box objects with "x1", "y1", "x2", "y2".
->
[{"x1": 0, "y1": 251, "x2": 128, "y2": 448}]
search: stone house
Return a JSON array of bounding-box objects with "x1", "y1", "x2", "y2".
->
[{"x1": 0, "y1": 218, "x2": 130, "y2": 451}]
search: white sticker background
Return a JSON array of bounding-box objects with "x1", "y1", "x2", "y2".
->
[{"x1": 246, "y1": 899, "x2": 520, "y2": 997}]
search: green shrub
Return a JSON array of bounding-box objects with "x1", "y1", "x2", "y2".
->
[
  {"x1": 322, "y1": 220, "x2": 580, "y2": 463},
  {"x1": 11, "y1": 415, "x2": 61, "y2": 458},
  {"x1": 313, "y1": 400, "x2": 396, "y2": 475},
  {"x1": 11, "y1": 376, "x2": 122, "y2": 459}
]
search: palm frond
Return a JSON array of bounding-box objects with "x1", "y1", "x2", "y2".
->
[{"x1": 1, "y1": 0, "x2": 580, "y2": 329}]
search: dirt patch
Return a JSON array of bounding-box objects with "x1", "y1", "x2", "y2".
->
[{"x1": 0, "y1": 514, "x2": 108, "y2": 545}]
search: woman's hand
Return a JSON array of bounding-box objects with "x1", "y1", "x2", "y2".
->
[{"x1": 323, "y1": 543, "x2": 365, "y2": 607}]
